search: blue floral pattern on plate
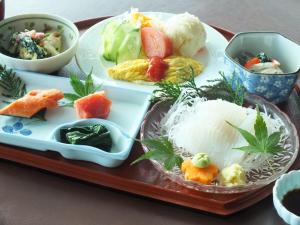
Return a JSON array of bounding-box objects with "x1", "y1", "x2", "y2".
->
[
  {"x1": 2, "y1": 119, "x2": 32, "y2": 136},
  {"x1": 224, "y1": 56, "x2": 298, "y2": 103}
]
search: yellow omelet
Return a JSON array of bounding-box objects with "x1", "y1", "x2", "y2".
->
[{"x1": 107, "y1": 56, "x2": 203, "y2": 83}]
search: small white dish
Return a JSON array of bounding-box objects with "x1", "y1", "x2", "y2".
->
[
  {"x1": 273, "y1": 170, "x2": 300, "y2": 225},
  {"x1": 76, "y1": 12, "x2": 228, "y2": 92},
  {"x1": 0, "y1": 13, "x2": 79, "y2": 73},
  {"x1": 0, "y1": 70, "x2": 151, "y2": 167},
  {"x1": 50, "y1": 119, "x2": 133, "y2": 167}
]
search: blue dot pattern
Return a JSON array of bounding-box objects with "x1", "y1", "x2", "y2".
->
[
  {"x1": 13, "y1": 121, "x2": 23, "y2": 131},
  {"x1": 19, "y1": 129, "x2": 32, "y2": 136},
  {"x1": 2, "y1": 125, "x2": 13, "y2": 133},
  {"x1": 1, "y1": 120, "x2": 32, "y2": 136}
]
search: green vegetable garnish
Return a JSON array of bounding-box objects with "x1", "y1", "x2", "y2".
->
[
  {"x1": 151, "y1": 80, "x2": 181, "y2": 103},
  {"x1": 64, "y1": 71, "x2": 102, "y2": 106},
  {"x1": 131, "y1": 137, "x2": 183, "y2": 171},
  {"x1": 0, "y1": 65, "x2": 26, "y2": 99},
  {"x1": 202, "y1": 71, "x2": 245, "y2": 106},
  {"x1": 257, "y1": 52, "x2": 271, "y2": 63},
  {"x1": 151, "y1": 69, "x2": 245, "y2": 106},
  {"x1": 60, "y1": 124, "x2": 112, "y2": 151},
  {"x1": 19, "y1": 35, "x2": 47, "y2": 59},
  {"x1": 227, "y1": 106, "x2": 284, "y2": 154},
  {"x1": 191, "y1": 153, "x2": 210, "y2": 168}
]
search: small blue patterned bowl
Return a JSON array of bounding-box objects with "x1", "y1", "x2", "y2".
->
[{"x1": 224, "y1": 32, "x2": 300, "y2": 103}]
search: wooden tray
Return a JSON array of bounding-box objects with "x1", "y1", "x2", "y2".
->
[{"x1": 0, "y1": 17, "x2": 299, "y2": 216}]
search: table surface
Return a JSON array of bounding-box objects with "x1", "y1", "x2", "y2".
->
[{"x1": 2, "y1": 0, "x2": 300, "y2": 224}]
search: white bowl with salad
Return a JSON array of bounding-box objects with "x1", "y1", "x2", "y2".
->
[{"x1": 0, "y1": 13, "x2": 79, "y2": 73}]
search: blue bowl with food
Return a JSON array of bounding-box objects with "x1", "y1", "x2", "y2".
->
[{"x1": 224, "y1": 32, "x2": 300, "y2": 103}]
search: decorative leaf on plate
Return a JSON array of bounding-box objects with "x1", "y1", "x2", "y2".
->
[
  {"x1": 151, "y1": 69, "x2": 245, "y2": 106},
  {"x1": 64, "y1": 93, "x2": 81, "y2": 101},
  {"x1": 0, "y1": 65, "x2": 27, "y2": 99},
  {"x1": 132, "y1": 137, "x2": 183, "y2": 171},
  {"x1": 227, "y1": 106, "x2": 284, "y2": 154},
  {"x1": 64, "y1": 70, "x2": 102, "y2": 106}
]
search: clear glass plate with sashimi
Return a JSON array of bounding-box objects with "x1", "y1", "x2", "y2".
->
[{"x1": 138, "y1": 73, "x2": 299, "y2": 193}]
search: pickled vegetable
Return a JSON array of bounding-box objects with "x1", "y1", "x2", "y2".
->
[{"x1": 60, "y1": 124, "x2": 112, "y2": 151}]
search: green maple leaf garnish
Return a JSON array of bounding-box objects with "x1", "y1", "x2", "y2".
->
[
  {"x1": 131, "y1": 137, "x2": 183, "y2": 171},
  {"x1": 227, "y1": 106, "x2": 284, "y2": 154}
]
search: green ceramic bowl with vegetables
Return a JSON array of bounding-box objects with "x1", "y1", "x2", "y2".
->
[{"x1": 0, "y1": 13, "x2": 79, "y2": 73}]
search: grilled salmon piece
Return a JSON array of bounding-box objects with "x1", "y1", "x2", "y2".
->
[{"x1": 0, "y1": 89, "x2": 64, "y2": 118}]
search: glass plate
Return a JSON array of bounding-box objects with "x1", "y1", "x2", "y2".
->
[{"x1": 140, "y1": 94, "x2": 299, "y2": 193}]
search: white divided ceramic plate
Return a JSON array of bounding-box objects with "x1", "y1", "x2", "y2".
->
[
  {"x1": 0, "y1": 70, "x2": 151, "y2": 167},
  {"x1": 76, "y1": 12, "x2": 228, "y2": 92}
]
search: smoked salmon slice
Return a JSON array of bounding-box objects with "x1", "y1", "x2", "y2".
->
[{"x1": 0, "y1": 89, "x2": 64, "y2": 118}]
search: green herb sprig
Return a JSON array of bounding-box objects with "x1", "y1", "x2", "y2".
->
[
  {"x1": 151, "y1": 67, "x2": 201, "y2": 103},
  {"x1": 0, "y1": 65, "x2": 26, "y2": 99},
  {"x1": 201, "y1": 71, "x2": 245, "y2": 106},
  {"x1": 151, "y1": 69, "x2": 245, "y2": 106},
  {"x1": 131, "y1": 137, "x2": 183, "y2": 171},
  {"x1": 64, "y1": 71, "x2": 102, "y2": 106},
  {"x1": 227, "y1": 106, "x2": 284, "y2": 154}
]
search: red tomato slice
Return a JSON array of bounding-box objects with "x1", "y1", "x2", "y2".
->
[
  {"x1": 141, "y1": 27, "x2": 173, "y2": 58},
  {"x1": 147, "y1": 56, "x2": 169, "y2": 82}
]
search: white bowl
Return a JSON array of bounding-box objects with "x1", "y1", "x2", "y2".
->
[
  {"x1": 273, "y1": 170, "x2": 300, "y2": 225},
  {"x1": 0, "y1": 13, "x2": 79, "y2": 73}
]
